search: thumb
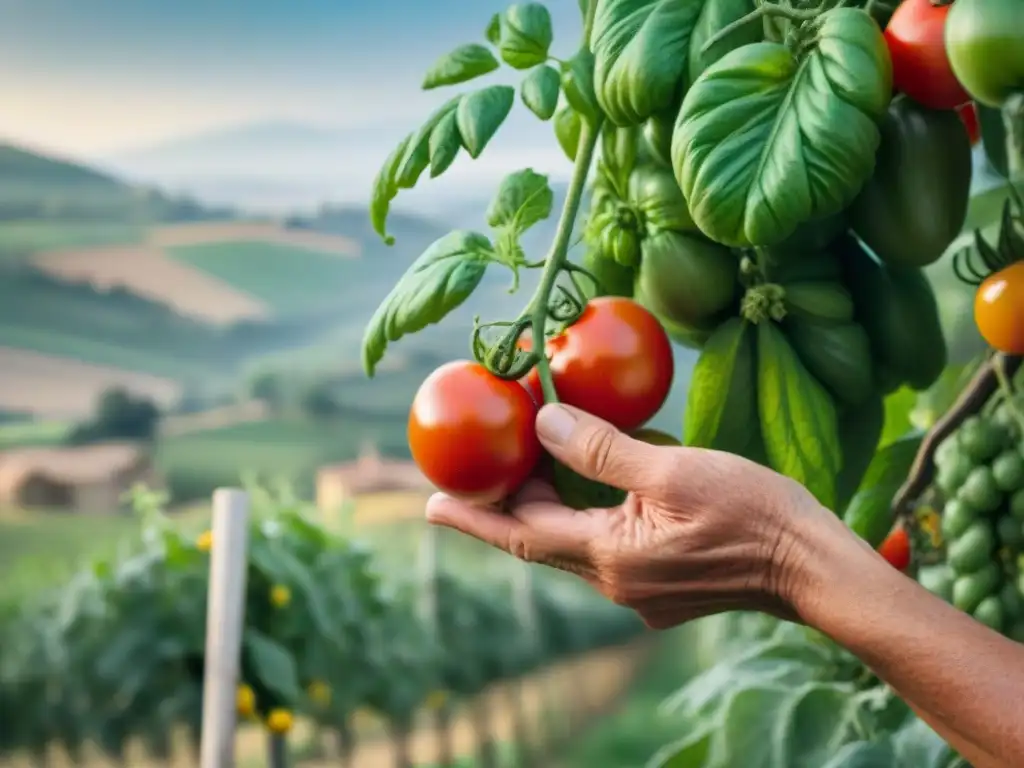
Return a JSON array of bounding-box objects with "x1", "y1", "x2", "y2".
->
[{"x1": 535, "y1": 404, "x2": 665, "y2": 489}]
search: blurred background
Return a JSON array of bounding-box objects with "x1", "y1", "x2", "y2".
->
[{"x1": 0, "y1": 1, "x2": 1005, "y2": 766}]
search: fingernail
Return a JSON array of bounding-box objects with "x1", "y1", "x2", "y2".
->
[
  {"x1": 536, "y1": 404, "x2": 577, "y2": 446},
  {"x1": 425, "y1": 492, "x2": 451, "y2": 523}
]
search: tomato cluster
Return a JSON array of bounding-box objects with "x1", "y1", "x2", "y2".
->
[{"x1": 408, "y1": 297, "x2": 674, "y2": 503}]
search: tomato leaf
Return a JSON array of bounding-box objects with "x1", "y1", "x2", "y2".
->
[
  {"x1": 487, "y1": 168, "x2": 554, "y2": 233},
  {"x1": 842, "y1": 432, "x2": 922, "y2": 545},
  {"x1": 672, "y1": 9, "x2": 892, "y2": 247},
  {"x1": 820, "y1": 742, "x2": 897, "y2": 767},
  {"x1": 757, "y1": 322, "x2": 842, "y2": 510},
  {"x1": 891, "y1": 717, "x2": 956, "y2": 767},
  {"x1": 591, "y1": 0, "x2": 705, "y2": 126},
  {"x1": 554, "y1": 104, "x2": 582, "y2": 160},
  {"x1": 709, "y1": 684, "x2": 794, "y2": 766},
  {"x1": 485, "y1": 13, "x2": 502, "y2": 46},
  {"x1": 773, "y1": 682, "x2": 861, "y2": 767},
  {"x1": 422, "y1": 43, "x2": 500, "y2": 90},
  {"x1": 362, "y1": 231, "x2": 494, "y2": 376},
  {"x1": 428, "y1": 111, "x2": 462, "y2": 178},
  {"x1": 370, "y1": 97, "x2": 460, "y2": 244},
  {"x1": 646, "y1": 723, "x2": 714, "y2": 767},
  {"x1": 835, "y1": 396, "x2": 885, "y2": 513},
  {"x1": 244, "y1": 630, "x2": 303, "y2": 703},
  {"x1": 521, "y1": 64, "x2": 561, "y2": 120},
  {"x1": 684, "y1": 317, "x2": 750, "y2": 448},
  {"x1": 497, "y1": 3, "x2": 553, "y2": 69},
  {"x1": 560, "y1": 49, "x2": 601, "y2": 125},
  {"x1": 457, "y1": 85, "x2": 515, "y2": 158}
]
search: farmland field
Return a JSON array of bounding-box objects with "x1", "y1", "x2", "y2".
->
[
  {"x1": 0, "y1": 345, "x2": 181, "y2": 418},
  {"x1": 167, "y1": 241, "x2": 364, "y2": 315},
  {"x1": 0, "y1": 221, "x2": 144, "y2": 262},
  {"x1": 0, "y1": 419, "x2": 71, "y2": 450},
  {"x1": 156, "y1": 414, "x2": 408, "y2": 501},
  {"x1": 33, "y1": 244, "x2": 270, "y2": 325}
]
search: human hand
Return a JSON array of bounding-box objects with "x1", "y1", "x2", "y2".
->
[{"x1": 425, "y1": 403, "x2": 858, "y2": 629}]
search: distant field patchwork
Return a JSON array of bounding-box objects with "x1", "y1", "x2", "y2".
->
[
  {"x1": 149, "y1": 221, "x2": 360, "y2": 255},
  {"x1": 166, "y1": 240, "x2": 360, "y2": 315},
  {"x1": 33, "y1": 244, "x2": 270, "y2": 325},
  {"x1": 0, "y1": 221, "x2": 144, "y2": 262},
  {"x1": 0, "y1": 346, "x2": 181, "y2": 418}
]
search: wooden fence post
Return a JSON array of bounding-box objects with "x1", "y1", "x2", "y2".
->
[
  {"x1": 510, "y1": 562, "x2": 539, "y2": 765},
  {"x1": 199, "y1": 488, "x2": 251, "y2": 768}
]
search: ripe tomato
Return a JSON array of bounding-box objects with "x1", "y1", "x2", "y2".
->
[
  {"x1": 409, "y1": 360, "x2": 541, "y2": 504},
  {"x1": 884, "y1": 0, "x2": 970, "y2": 110},
  {"x1": 523, "y1": 297, "x2": 674, "y2": 432},
  {"x1": 957, "y1": 102, "x2": 981, "y2": 145},
  {"x1": 878, "y1": 526, "x2": 911, "y2": 571},
  {"x1": 974, "y1": 261, "x2": 1024, "y2": 355}
]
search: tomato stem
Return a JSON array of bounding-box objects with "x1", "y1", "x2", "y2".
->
[
  {"x1": 993, "y1": 353, "x2": 1024, "y2": 434},
  {"x1": 1004, "y1": 93, "x2": 1024, "y2": 183},
  {"x1": 701, "y1": 3, "x2": 822, "y2": 56},
  {"x1": 527, "y1": 0, "x2": 603, "y2": 405}
]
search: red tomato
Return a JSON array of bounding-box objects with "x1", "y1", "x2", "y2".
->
[
  {"x1": 974, "y1": 261, "x2": 1024, "y2": 355},
  {"x1": 884, "y1": 0, "x2": 971, "y2": 110},
  {"x1": 523, "y1": 297, "x2": 674, "y2": 431},
  {"x1": 409, "y1": 360, "x2": 541, "y2": 504},
  {"x1": 957, "y1": 102, "x2": 981, "y2": 145},
  {"x1": 878, "y1": 526, "x2": 911, "y2": 571}
]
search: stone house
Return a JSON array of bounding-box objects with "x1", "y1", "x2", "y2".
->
[
  {"x1": 0, "y1": 442, "x2": 161, "y2": 513},
  {"x1": 316, "y1": 443, "x2": 433, "y2": 513}
]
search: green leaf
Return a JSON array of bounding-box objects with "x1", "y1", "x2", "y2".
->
[
  {"x1": 842, "y1": 431, "x2": 922, "y2": 546},
  {"x1": 672, "y1": 9, "x2": 892, "y2": 247},
  {"x1": 369, "y1": 97, "x2": 461, "y2": 244},
  {"x1": 486, "y1": 168, "x2": 554, "y2": 233},
  {"x1": 486, "y1": 13, "x2": 502, "y2": 45},
  {"x1": 521, "y1": 64, "x2": 561, "y2": 120},
  {"x1": 457, "y1": 85, "x2": 515, "y2": 158},
  {"x1": 757, "y1": 322, "x2": 842, "y2": 509},
  {"x1": 821, "y1": 741, "x2": 897, "y2": 768},
  {"x1": 684, "y1": 318, "x2": 750, "y2": 448},
  {"x1": 835, "y1": 396, "x2": 885, "y2": 513},
  {"x1": 880, "y1": 386, "x2": 918, "y2": 447},
  {"x1": 428, "y1": 111, "x2": 462, "y2": 177},
  {"x1": 710, "y1": 684, "x2": 793, "y2": 767},
  {"x1": 560, "y1": 49, "x2": 601, "y2": 124},
  {"x1": 498, "y1": 3, "x2": 553, "y2": 70},
  {"x1": 362, "y1": 230, "x2": 494, "y2": 376},
  {"x1": 646, "y1": 723, "x2": 713, "y2": 767},
  {"x1": 892, "y1": 717, "x2": 956, "y2": 768},
  {"x1": 554, "y1": 104, "x2": 582, "y2": 160},
  {"x1": 244, "y1": 630, "x2": 302, "y2": 703},
  {"x1": 774, "y1": 682, "x2": 860, "y2": 767},
  {"x1": 422, "y1": 43, "x2": 500, "y2": 90},
  {"x1": 592, "y1": 0, "x2": 705, "y2": 126}
]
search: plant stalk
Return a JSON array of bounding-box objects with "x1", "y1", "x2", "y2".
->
[
  {"x1": 1004, "y1": 92, "x2": 1024, "y2": 182},
  {"x1": 528, "y1": 0, "x2": 603, "y2": 404}
]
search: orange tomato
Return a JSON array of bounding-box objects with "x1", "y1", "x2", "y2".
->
[
  {"x1": 878, "y1": 526, "x2": 911, "y2": 572},
  {"x1": 974, "y1": 261, "x2": 1024, "y2": 355}
]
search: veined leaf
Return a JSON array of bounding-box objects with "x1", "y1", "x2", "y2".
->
[
  {"x1": 422, "y1": 43, "x2": 500, "y2": 90},
  {"x1": 457, "y1": 85, "x2": 515, "y2": 158},
  {"x1": 498, "y1": 3, "x2": 553, "y2": 69},
  {"x1": 521, "y1": 64, "x2": 561, "y2": 120}
]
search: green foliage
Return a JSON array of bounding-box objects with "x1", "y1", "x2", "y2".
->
[
  {"x1": 0, "y1": 485, "x2": 644, "y2": 760},
  {"x1": 69, "y1": 387, "x2": 161, "y2": 444}
]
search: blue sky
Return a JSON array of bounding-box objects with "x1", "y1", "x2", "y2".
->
[{"x1": 1, "y1": 0, "x2": 583, "y2": 156}]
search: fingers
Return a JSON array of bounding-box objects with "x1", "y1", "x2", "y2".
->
[
  {"x1": 535, "y1": 404, "x2": 667, "y2": 490},
  {"x1": 425, "y1": 488, "x2": 597, "y2": 570}
]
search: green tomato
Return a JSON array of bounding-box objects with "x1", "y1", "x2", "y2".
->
[
  {"x1": 945, "y1": 0, "x2": 1024, "y2": 108},
  {"x1": 1012, "y1": 488, "x2": 1024, "y2": 521},
  {"x1": 993, "y1": 450, "x2": 1024, "y2": 493},
  {"x1": 942, "y1": 498, "x2": 978, "y2": 541},
  {"x1": 947, "y1": 519, "x2": 996, "y2": 574},
  {"x1": 957, "y1": 466, "x2": 1004, "y2": 515},
  {"x1": 973, "y1": 595, "x2": 1005, "y2": 632}
]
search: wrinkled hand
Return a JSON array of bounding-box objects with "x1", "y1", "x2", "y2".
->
[{"x1": 426, "y1": 403, "x2": 848, "y2": 629}]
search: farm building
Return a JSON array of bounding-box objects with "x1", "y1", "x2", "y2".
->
[
  {"x1": 316, "y1": 442, "x2": 433, "y2": 512},
  {"x1": 0, "y1": 442, "x2": 161, "y2": 513}
]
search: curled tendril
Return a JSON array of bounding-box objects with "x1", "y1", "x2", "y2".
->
[
  {"x1": 953, "y1": 192, "x2": 1024, "y2": 287},
  {"x1": 471, "y1": 316, "x2": 538, "y2": 380},
  {"x1": 548, "y1": 284, "x2": 585, "y2": 324}
]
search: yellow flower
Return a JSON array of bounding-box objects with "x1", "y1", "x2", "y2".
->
[
  {"x1": 236, "y1": 684, "x2": 256, "y2": 718},
  {"x1": 424, "y1": 689, "x2": 449, "y2": 711},
  {"x1": 308, "y1": 680, "x2": 331, "y2": 707},
  {"x1": 269, "y1": 584, "x2": 292, "y2": 608},
  {"x1": 918, "y1": 507, "x2": 942, "y2": 548},
  {"x1": 196, "y1": 530, "x2": 213, "y2": 553},
  {"x1": 266, "y1": 708, "x2": 294, "y2": 734}
]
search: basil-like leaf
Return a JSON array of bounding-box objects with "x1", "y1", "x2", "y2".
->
[
  {"x1": 457, "y1": 85, "x2": 515, "y2": 158},
  {"x1": 244, "y1": 631, "x2": 303, "y2": 702},
  {"x1": 757, "y1": 322, "x2": 842, "y2": 510},
  {"x1": 422, "y1": 43, "x2": 500, "y2": 90},
  {"x1": 554, "y1": 104, "x2": 582, "y2": 160},
  {"x1": 672, "y1": 9, "x2": 892, "y2": 247},
  {"x1": 592, "y1": 0, "x2": 705, "y2": 126},
  {"x1": 521, "y1": 64, "x2": 561, "y2": 120},
  {"x1": 370, "y1": 97, "x2": 460, "y2": 244},
  {"x1": 429, "y1": 112, "x2": 462, "y2": 177},
  {"x1": 362, "y1": 231, "x2": 494, "y2": 376},
  {"x1": 487, "y1": 169, "x2": 554, "y2": 233},
  {"x1": 560, "y1": 49, "x2": 601, "y2": 124},
  {"x1": 498, "y1": 3, "x2": 554, "y2": 70},
  {"x1": 486, "y1": 13, "x2": 502, "y2": 46}
]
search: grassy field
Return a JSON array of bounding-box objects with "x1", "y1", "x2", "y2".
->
[
  {"x1": 156, "y1": 414, "x2": 409, "y2": 501},
  {"x1": 0, "y1": 221, "x2": 144, "y2": 262},
  {"x1": 0, "y1": 419, "x2": 71, "y2": 450},
  {"x1": 166, "y1": 241, "x2": 364, "y2": 316}
]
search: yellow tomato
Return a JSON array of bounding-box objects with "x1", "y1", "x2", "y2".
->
[
  {"x1": 266, "y1": 708, "x2": 294, "y2": 734},
  {"x1": 269, "y1": 584, "x2": 292, "y2": 608},
  {"x1": 236, "y1": 684, "x2": 256, "y2": 718},
  {"x1": 196, "y1": 530, "x2": 213, "y2": 553}
]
